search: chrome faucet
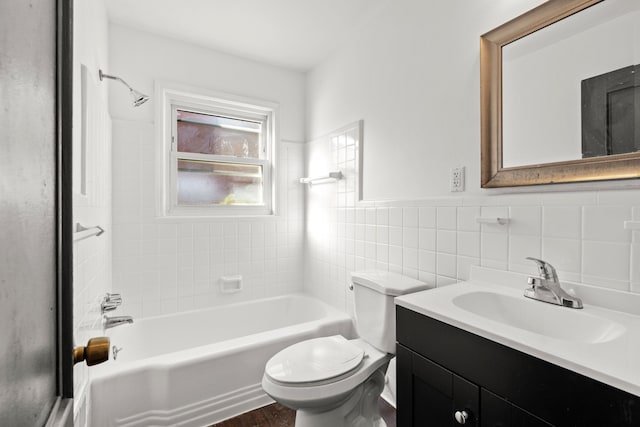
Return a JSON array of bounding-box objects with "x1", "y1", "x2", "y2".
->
[
  {"x1": 524, "y1": 257, "x2": 583, "y2": 309},
  {"x1": 103, "y1": 315, "x2": 134, "y2": 329}
]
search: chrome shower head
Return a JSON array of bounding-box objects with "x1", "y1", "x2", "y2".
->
[
  {"x1": 130, "y1": 89, "x2": 149, "y2": 107},
  {"x1": 99, "y1": 69, "x2": 150, "y2": 107}
]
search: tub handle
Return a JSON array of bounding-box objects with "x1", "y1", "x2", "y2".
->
[{"x1": 348, "y1": 282, "x2": 354, "y2": 291}]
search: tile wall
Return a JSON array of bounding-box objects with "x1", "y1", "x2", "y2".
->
[
  {"x1": 111, "y1": 120, "x2": 305, "y2": 318},
  {"x1": 304, "y1": 134, "x2": 640, "y2": 316},
  {"x1": 72, "y1": 68, "x2": 112, "y2": 426}
]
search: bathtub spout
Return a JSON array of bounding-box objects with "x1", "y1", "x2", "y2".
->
[{"x1": 103, "y1": 315, "x2": 134, "y2": 329}]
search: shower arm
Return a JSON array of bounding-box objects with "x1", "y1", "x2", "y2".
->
[
  {"x1": 99, "y1": 69, "x2": 135, "y2": 92},
  {"x1": 98, "y1": 69, "x2": 149, "y2": 107}
]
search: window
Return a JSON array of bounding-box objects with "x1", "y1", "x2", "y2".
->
[{"x1": 158, "y1": 83, "x2": 277, "y2": 217}]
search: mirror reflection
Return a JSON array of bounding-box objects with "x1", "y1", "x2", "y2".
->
[{"x1": 502, "y1": 0, "x2": 640, "y2": 168}]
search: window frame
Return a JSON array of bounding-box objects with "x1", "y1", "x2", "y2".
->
[{"x1": 156, "y1": 82, "x2": 278, "y2": 217}]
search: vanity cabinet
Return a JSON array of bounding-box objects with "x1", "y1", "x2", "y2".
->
[{"x1": 396, "y1": 306, "x2": 640, "y2": 427}]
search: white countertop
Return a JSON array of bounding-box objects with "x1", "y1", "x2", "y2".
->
[{"x1": 395, "y1": 266, "x2": 640, "y2": 397}]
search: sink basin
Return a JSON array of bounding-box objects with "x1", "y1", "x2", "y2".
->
[{"x1": 452, "y1": 291, "x2": 626, "y2": 344}]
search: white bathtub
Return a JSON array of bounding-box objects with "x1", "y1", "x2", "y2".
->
[{"x1": 89, "y1": 294, "x2": 354, "y2": 427}]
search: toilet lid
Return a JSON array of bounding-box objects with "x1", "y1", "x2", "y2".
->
[{"x1": 265, "y1": 335, "x2": 365, "y2": 384}]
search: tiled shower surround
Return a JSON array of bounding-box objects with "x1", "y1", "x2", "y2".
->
[{"x1": 111, "y1": 120, "x2": 305, "y2": 318}]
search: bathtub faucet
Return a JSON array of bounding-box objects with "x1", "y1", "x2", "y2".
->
[{"x1": 103, "y1": 315, "x2": 134, "y2": 329}]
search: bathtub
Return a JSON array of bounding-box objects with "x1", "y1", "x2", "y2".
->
[{"x1": 89, "y1": 294, "x2": 354, "y2": 427}]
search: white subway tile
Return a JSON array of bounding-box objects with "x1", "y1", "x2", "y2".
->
[
  {"x1": 582, "y1": 275, "x2": 629, "y2": 291},
  {"x1": 366, "y1": 225, "x2": 377, "y2": 243},
  {"x1": 366, "y1": 207, "x2": 377, "y2": 225},
  {"x1": 376, "y1": 244, "x2": 389, "y2": 263},
  {"x1": 389, "y1": 226, "x2": 403, "y2": 246},
  {"x1": 419, "y1": 228, "x2": 436, "y2": 251},
  {"x1": 509, "y1": 235, "x2": 541, "y2": 267},
  {"x1": 178, "y1": 223, "x2": 193, "y2": 238},
  {"x1": 437, "y1": 207, "x2": 457, "y2": 230},
  {"x1": 224, "y1": 222, "x2": 238, "y2": 236},
  {"x1": 177, "y1": 238, "x2": 193, "y2": 254},
  {"x1": 403, "y1": 228, "x2": 419, "y2": 249},
  {"x1": 389, "y1": 208, "x2": 403, "y2": 227},
  {"x1": 376, "y1": 226, "x2": 389, "y2": 245},
  {"x1": 419, "y1": 207, "x2": 436, "y2": 228},
  {"x1": 389, "y1": 245, "x2": 403, "y2": 267},
  {"x1": 193, "y1": 223, "x2": 209, "y2": 237},
  {"x1": 437, "y1": 230, "x2": 457, "y2": 255},
  {"x1": 177, "y1": 252, "x2": 194, "y2": 270},
  {"x1": 457, "y1": 207, "x2": 480, "y2": 232},
  {"x1": 543, "y1": 206, "x2": 582, "y2": 239},
  {"x1": 365, "y1": 242, "x2": 376, "y2": 260},
  {"x1": 403, "y1": 248, "x2": 418, "y2": 270},
  {"x1": 597, "y1": 189, "x2": 640, "y2": 205},
  {"x1": 376, "y1": 208, "x2": 389, "y2": 226},
  {"x1": 418, "y1": 250, "x2": 436, "y2": 273},
  {"x1": 403, "y1": 207, "x2": 419, "y2": 228},
  {"x1": 194, "y1": 237, "x2": 210, "y2": 253},
  {"x1": 481, "y1": 232, "x2": 508, "y2": 262},
  {"x1": 437, "y1": 253, "x2": 457, "y2": 278},
  {"x1": 582, "y1": 241, "x2": 630, "y2": 282},
  {"x1": 401, "y1": 268, "x2": 419, "y2": 280},
  {"x1": 541, "y1": 238, "x2": 581, "y2": 276},
  {"x1": 418, "y1": 271, "x2": 436, "y2": 286},
  {"x1": 509, "y1": 206, "x2": 541, "y2": 236},
  {"x1": 457, "y1": 231, "x2": 480, "y2": 258},
  {"x1": 157, "y1": 223, "x2": 178, "y2": 239},
  {"x1": 457, "y1": 256, "x2": 479, "y2": 281},
  {"x1": 583, "y1": 206, "x2": 631, "y2": 243}
]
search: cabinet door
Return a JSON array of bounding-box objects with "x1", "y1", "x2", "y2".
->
[
  {"x1": 398, "y1": 344, "x2": 479, "y2": 426},
  {"x1": 482, "y1": 389, "x2": 553, "y2": 427}
]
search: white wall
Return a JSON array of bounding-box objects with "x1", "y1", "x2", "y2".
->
[
  {"x1": 304, "y1": 0, "x2": 640, "y2": 314},
  {"x1": 72, "y1": 0, "x2": 112, "y2": 425},
  {"x1": 307, "y1": 0, "x2": 552, "y2": 201},
  {"x1": 109, "y1": 25, "x2": 307, "y2": 319}
]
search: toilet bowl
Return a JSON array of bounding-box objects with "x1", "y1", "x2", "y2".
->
[{"x1": 262, "y1": 270, "x2": 431, "y2": 427}]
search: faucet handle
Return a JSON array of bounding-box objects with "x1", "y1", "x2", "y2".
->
[
  {"x1": 101, "y1": 293, "x2": 122, "y2": 313},
  {"x1": 106, "y1": 293, "x2": 122, "y2": 303},
  {"x1": 525, "y1": 257, "x2": 559, "y2": 282}
]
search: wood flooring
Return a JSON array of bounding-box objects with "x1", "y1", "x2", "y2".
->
[{"x1": 211, "y1": 399, "x2": 396, "y2": 427}]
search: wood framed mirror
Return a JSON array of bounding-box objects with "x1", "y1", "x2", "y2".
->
[{"x1": 480, "y1": 0, "x2": 640, "y2": 188}]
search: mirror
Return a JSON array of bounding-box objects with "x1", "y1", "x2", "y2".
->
[{"x1": 480, "y1": 0, "x2": 640, "y2": 188}]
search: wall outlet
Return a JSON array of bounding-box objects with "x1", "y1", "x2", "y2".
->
[{"x1": 450, "y1": 166, "x2": 465, "y2": 192}]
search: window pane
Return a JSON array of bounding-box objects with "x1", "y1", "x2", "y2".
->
[
  {"x1": 177, "y1": 159, "x2": 263, "y2": 205},
  {"x1": 177, "y1": 110, "x2": 261, "y2": 158}
]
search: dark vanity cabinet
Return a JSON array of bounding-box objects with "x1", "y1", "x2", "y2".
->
[{"x1": 396, "y1": 306, "x2": 640, "y2": 427}]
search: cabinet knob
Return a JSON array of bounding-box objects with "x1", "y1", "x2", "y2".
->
[{"x1": 454, "y1": 410, "x2": 470, "y2": 425}]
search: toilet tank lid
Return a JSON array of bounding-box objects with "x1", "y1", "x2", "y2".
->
[{"x1": 350, "y1": 270, "x2": 431, "y2": 296}]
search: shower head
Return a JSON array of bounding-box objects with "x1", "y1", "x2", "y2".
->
[
  {"x1": 99, "y1": 69, "x2": 150, "y2": 107},
  {"x1": 130, "y1": 89, "x2": 150, "y2": 107}
]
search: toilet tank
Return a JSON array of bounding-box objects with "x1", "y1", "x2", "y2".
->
[{"x1": 350, "y1": 270, "x2": 431, "y2": 354}]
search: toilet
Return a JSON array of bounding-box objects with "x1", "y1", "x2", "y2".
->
[{"x1": 261, "y1": 270, "x2": 431, "y2": 427}]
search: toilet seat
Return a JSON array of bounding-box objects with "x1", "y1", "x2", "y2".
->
[
  {"x1": 262, "y1": 338, "x2": 391, "y2": 408},
  {"x1": 265, "y1": 335, "x2": 365, "y2": 384}
]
